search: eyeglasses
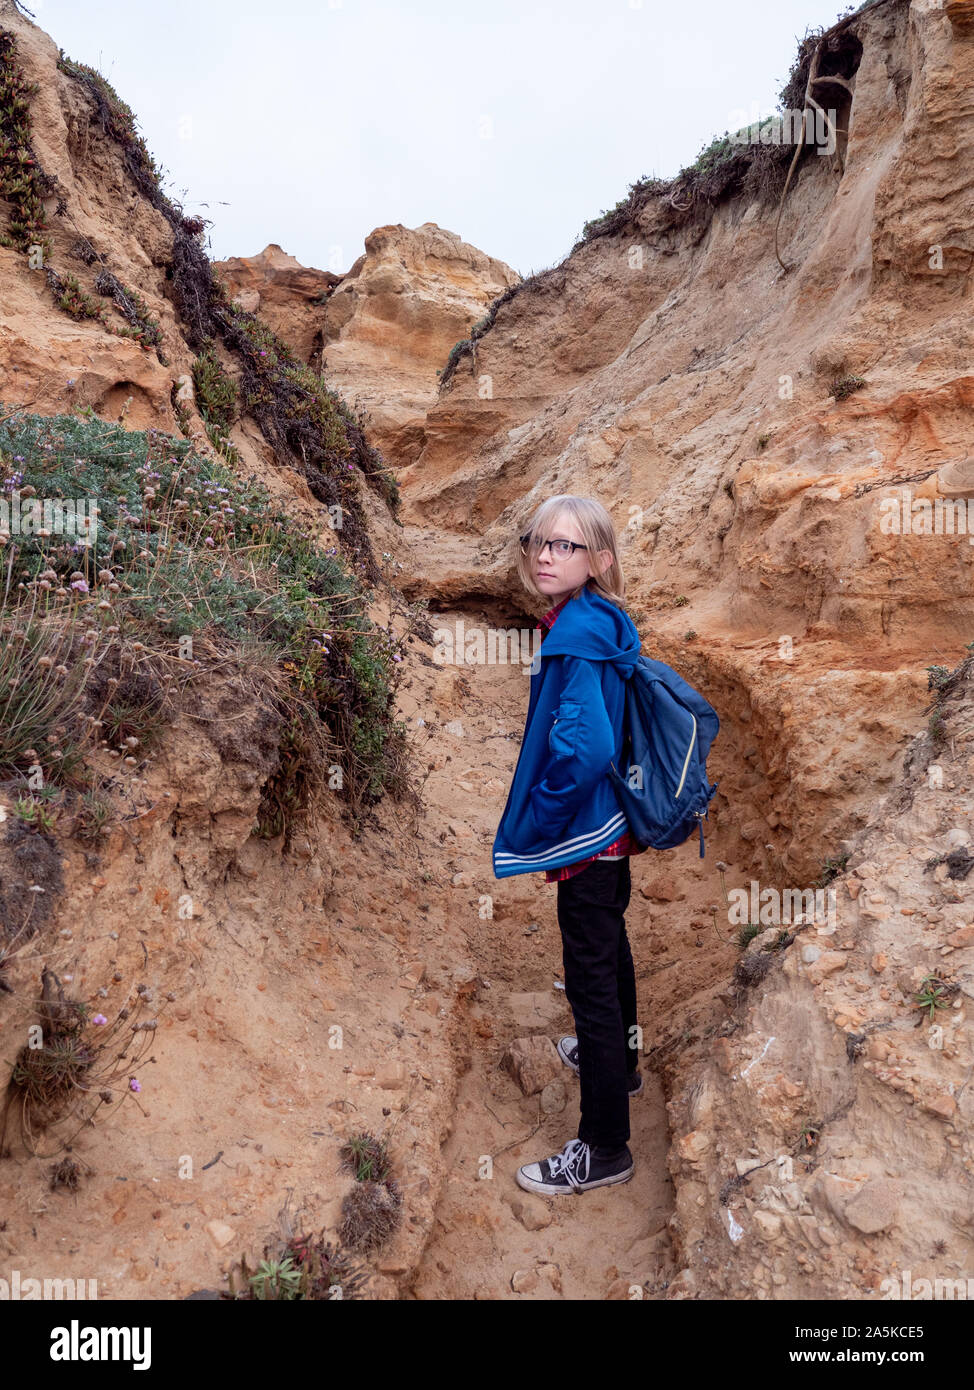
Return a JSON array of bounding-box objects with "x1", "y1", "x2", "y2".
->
[{"x1": 519, "y1": 532, "x2": 588, "y2": 559}]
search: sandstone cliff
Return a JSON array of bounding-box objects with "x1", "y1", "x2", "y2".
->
[
  {"x1": 396, "y1": 0, "x2": 974, "y2": 1299},
  {"x1": 214, "y1": 242, "x2": 340, "y2": 369},
  {"x1": 215, "y1": 227, "x2": 519, "y2": 476},
  {"x1": 318, "y1": 222, "x2": 519, "y2": 470},
  {"x1": 397, "y1": 0, "x2": 974, "y2": 891}
]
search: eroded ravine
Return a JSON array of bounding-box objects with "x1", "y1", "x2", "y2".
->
[{"x1": 400, "y1": 597, "x2": 748, "y2": 1299}]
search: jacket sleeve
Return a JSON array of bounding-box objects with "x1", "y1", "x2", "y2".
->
[{"x1": 522, "y1": 655, "x2": 616, "y2": 841}]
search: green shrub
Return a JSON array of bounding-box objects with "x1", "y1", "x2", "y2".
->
[
  {"x1": 0, "y1": 409, "x2": 414, "y2": 837},
  {"x1": 0, "y1": 29, "x2": 54, "y2": 260}
]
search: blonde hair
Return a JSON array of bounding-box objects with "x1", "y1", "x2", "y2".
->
[{"x1": 515, "y1": 495, "x2": 626, "y2": 607}]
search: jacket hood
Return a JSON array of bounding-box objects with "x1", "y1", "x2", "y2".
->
[{"x1": 539, "y1": 586, "x2": 642, "y2": 676}]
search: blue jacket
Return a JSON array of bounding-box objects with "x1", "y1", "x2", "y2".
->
[{"x1": 492, "y1": 583, "x2": 642, "y2": 878}]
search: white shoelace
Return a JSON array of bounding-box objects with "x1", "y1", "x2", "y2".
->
[{"x1": 547, "y1": 1138, "x2": 590, "y2": 1187}]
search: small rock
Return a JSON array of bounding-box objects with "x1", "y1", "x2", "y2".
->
[
  {"x1": 665, "y1": 1268, "x2": 696, "y2": 1300},
  {"x1": 798, "y1": 1214, "x2": 824, "y2": 1247},
  {"x1": 376, "y1": 1062, "x2": 406, "y2": 1090},
  {"x1": 507, "y1": 991, "x2": 565, "y2": 1030},
  {"x1": 502, "y1": 1037, "x2": 562, "y2": 1096},
  {"x1": 606, "y1": 1277, "x2": 635, "y2": 1299},
  {"x1": 753, "y1": 1210, "x2": 782, "y2": 1242},
  {"x1": 677, "y1": 1130, "x2": 711, "y2": 1166},
  {"x1": 399, "y1": 961, "x2": 425, "y2": 990},
  {"x1": 844, "y1": 1179, "x2": 901, "y2": 1235},
  {"x1": 922, "y1": 1092, "x2": 957, "y2": 1120},
  {"x1": 805, "y1": 950, "x2": 847, "y2": 985},
  {"x1": 204, "y1": 1220, "x2": 236, "y2": 1249},
  {"x1": 540, "y1": 1079, "x2": 567, "y2": 1114},
  {"x1": 640, "y1": 875, "x2": 685, "y2": 903},
  {"x1": 510, "y1": 1194, "x2": 551, "y2": 1232},
  {"x1": 510, "y1": 1268, "x2": 539, "y2": 1293},
  {"x1": 819, "y1": 1172, "x2": 861, "y2": 1221},
  {"x1": 781, "y1": 1183, "x2": 805, "y2": 1211},
  {"x1": 713, "y1": 1036, "x2": 735, "y2": 1074}
]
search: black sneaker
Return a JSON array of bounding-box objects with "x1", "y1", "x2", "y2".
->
[
  {"x1": 557, "y1": 1035, "x2": 643, "y2": 1095},
  {"x1": 515, "y1": 1137, "x2": 634, "y2": 1195}
]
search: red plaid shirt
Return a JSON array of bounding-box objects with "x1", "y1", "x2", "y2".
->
[{"x1": 536, "y1": 595, "x2": 645, "y2": 883}]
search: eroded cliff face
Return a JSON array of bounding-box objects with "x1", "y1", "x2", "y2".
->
[
  {"x1": 0, "y1": 0, "x2": 481, "y2": 1301},
  {"x1": 214, "y1": 243, "x2": 340, "y2": 368},
  {"x1": 0, "y1": 10, "x2": 344, "y2": 531},
  {"x1": 662, "y1": 653, "x2": 974, "y2": 1300},
  {"x1": 396, "y1": 0, "x2": 974, "y2": 889},
  {"x1": 390, "y1": 0, "x2": 974, "y2": 1299},
  {"x1": 217, "y1": 224, "x2": 519, "y2": 474},
  {"x1": 317, "y1": 222, "x2": 520, "y2": 471},
  {"x1": 0, "y1": 13, "x2": 181, "y2": 432}
]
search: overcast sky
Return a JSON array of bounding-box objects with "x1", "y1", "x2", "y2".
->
[{"x1": 28, "y1": 0, "x2": 856, "y2": 279}]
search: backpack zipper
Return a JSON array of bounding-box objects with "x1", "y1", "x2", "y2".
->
[{"x1": 674, "y1": 710, "x2": 696, "y2": 799}]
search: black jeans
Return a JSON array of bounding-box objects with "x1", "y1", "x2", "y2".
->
[{"x1": 556, "y1": 857, "x2": 638, "y2": 1151}]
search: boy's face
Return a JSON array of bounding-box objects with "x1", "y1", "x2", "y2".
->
[{"x1": 531, "y1": 513, "x2": 612, "y2": 604}]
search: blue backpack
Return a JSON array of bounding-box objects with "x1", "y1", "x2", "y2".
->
[{"x1": 607, "y1": 656, "x2": 720, "y2": 857}]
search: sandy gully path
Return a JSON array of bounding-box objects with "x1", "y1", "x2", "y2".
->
[{"x1": 397, "y1": 603, "x2": 707, "y2": 1299}]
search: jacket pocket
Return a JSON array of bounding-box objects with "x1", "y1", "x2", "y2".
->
[{"x1": 548, "y1": 701, "x2": 582, "y2": 759}]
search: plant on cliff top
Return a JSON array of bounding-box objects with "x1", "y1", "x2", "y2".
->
[
  {"x1": 47, "y1": 269, "x2": 109, "y2": 323},
  {"x1": 50, "y1": 43, "x2": 399, "y2": 531},
  {"x1": 338, "y1": 1179, "x2": 402, "y2": 1253},
  {"x1": 55, "y1": 48, "x2": 167, "y2": 207},
  {"x1": 14, "y1": 794, "x2": 56, "y2": 832},
  {"x1": 92, "y1": 270, "x2": 163, "y2": 352},
  {"x1": 0, "y1": 29, "x2": 54, "y2": 259},
  {"x1": 815, "y1": 853, "x2": 849, "y2": 888},
  {"x1": 336, "y1": 1130, "x2": 402, "y2": 1254},
  {"x1": 340, "y1": 1131, "x2": 394, "y2": 1184},
  {"x1": 248, "y1": 1256, "x2": 303, "y2": 1301},
  {"x1": 913, "y1": 974, "x2": 958, "y2": 1024}
]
